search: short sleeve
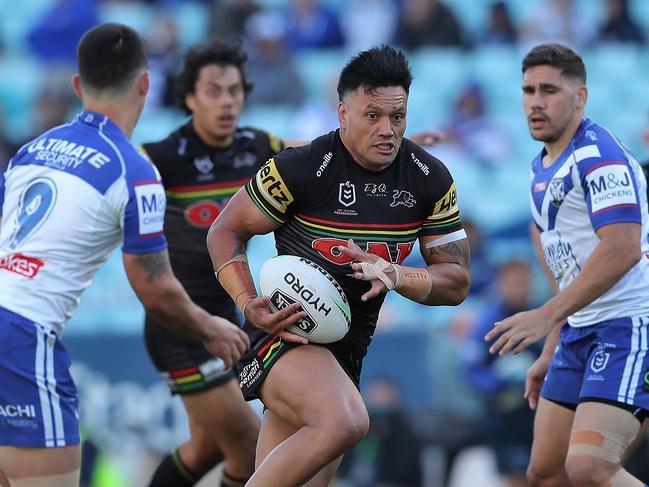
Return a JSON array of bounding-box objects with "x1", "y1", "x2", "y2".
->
[
  {"x1": 121, "y1": 157, "x2": 168, "y2": 254},
  {"x1": 579, "y1": 158, "x2": 641, "y2": 232},
  {"x1": 421, "y1": 162, "x2": 463, "y2": 237},
  {"x1": 245, "y1": 151, "x2": 304, "y2": 224}
]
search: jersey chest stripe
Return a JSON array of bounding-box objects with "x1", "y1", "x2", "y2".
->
[
  {"x1": 296, "y1": 213, "x2": 423, "y2": 229},
  {"x1": 294, "y1": 215, "x2": 420, "y2": 236},
  {"x1": 166, "y1": 178, "x2": 250, "y2": 193}
]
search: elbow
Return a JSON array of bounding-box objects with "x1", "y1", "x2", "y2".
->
[{"x1": 450, "y1": 274, "x2": 471, "y2": 306}]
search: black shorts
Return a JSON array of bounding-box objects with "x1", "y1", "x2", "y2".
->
[
  {"x1": 237, "y1": 322, "x2": 367, "y2": 402},
  {"x1": 144, "y1": 302, "x2": 240, "y2": 395}
]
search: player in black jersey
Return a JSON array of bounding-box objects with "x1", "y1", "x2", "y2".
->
[
  {"x1": 208, "y1": 45, "x2": 471, "y2": 487},
  {"x1": 140, "y1": 41, "x2": 306, "y2": 487}
]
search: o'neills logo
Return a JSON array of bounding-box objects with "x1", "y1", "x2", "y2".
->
[{"x1": 0, "y1": 252, "x2": 44, "y2": 278}]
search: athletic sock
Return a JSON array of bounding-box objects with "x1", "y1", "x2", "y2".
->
[
  {"x1": 147, "y1": 449, "x2": 198, "y2": 487},
  {"x1": 221, "y1": 470, "x2": 248, "y2": 487}
]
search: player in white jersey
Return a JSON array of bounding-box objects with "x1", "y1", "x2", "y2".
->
[
  {"x1": 0, "y1": 23, "x2": 251, "y2": 487},
  {"x1": 486, "y1": 44, "x2": 649, "y2": 487}
]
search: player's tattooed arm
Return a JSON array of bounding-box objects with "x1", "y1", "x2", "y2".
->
[
  {"x1": 135, "y1": 250, "x2": 171, "y2": 283},
  {"x1": 425, "y1": 238, "x2": 471, "y2": 270}
]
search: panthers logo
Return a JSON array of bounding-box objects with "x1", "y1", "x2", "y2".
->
[{"x1": 390, "y1": 190, "x2": 416, "y2": 208}]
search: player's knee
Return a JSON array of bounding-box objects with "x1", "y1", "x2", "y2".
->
[
  {"x1": 526, "y1": 460, "x2": 563, "y2": 486},
  {"x1": 565, "y1": 455, "x2": 618, "y2": 487},
  {"x1": 318, "y1": 407, "x2": 369, "y2": 454}
]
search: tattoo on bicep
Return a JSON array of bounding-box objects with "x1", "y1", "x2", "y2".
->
[
  {"x1": 136, "y1": 252, "x2": 170, "y2": 283},
  {"x1": 427, "y1": 239, "x2": 471, "y2": 269}
]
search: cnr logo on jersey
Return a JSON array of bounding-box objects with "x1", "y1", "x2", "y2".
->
[
  {"x1": 312, "y1": 238, "x2": 414, "y2": 265},
  {"x1": 257, "y1": 159, "x2": 294, "y2": 214}
]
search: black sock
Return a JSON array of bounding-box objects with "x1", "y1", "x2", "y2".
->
[
  {"x1": 148, "y1": 449, "x2": 198, "y2": 487},
  {"x1": 221, "y1": 470, "x2": 248, "y2": 487}
]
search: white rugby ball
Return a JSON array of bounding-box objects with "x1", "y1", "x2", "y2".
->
[{"x1": 259, "y1": 255, "x2": 351, "y2": 344}]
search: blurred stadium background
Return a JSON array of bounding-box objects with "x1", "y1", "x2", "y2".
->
[{"x1": 1, "y1": 0, "x2": 648, "y2": 485}]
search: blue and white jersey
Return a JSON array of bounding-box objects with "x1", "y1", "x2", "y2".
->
[
  {"x1": 0, "y1": 111, "x2": 167, "y2": 336},
  {"x1": 530, "y1": 118, "x2": 649, "y2": 327}
]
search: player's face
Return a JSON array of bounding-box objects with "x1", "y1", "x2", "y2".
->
[
  {"x1": 522, "y1": 65, "x2": 586, "y2": 143},
  {"x1": 338, "y1": 85, "x2": 407, "y2": 171},
  {"x1": 186, "y1": 64, "x2": 246, "y2": 147}
]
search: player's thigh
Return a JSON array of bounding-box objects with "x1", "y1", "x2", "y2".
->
[
  {"x1": 259, "y1": 345, "x2": 368, "y2": 433},
  {"x1": 529, "y1": 398, "x2": 575, "y2": 474},
  {"x1": 182, "y1": 377, "x2": 260, "y2": 444},
  {"x1": 0, "y1": 445, "x2": 80, "y2": 478},
  {"x1": 569, "y1": 401, "x2": 642, "y2": 463}
]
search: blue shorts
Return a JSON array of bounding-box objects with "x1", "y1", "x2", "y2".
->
[
  {"x1": 541, "y1": 316, "x2": 649, "y2": 413},
  {"x1": 0, "y1": 306, "x2": 79, "y2": 447}
]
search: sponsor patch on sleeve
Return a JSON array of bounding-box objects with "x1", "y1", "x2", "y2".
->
[
  {"x1": 134, "y1": 183, "x2": 166, "y2": 235},
  {"x1": 433, "y1": 182, "x2": 458, "y2": 217},
  {"x1": 585, "y1": 163, "x2": 637, "y2": 214},
  {"x1": 255, "y1": 158, "x2": 294, "y2": 214}
]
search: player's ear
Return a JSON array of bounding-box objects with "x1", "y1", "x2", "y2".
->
[
  {"x1": 185, "y1": 92, "x2": 196, "y2": 113},
  {"x1": 71, "y1": 74, "x2": 83, "y2": 99},
  {"x1": 576, "y1": 84, "x2": 587, "y2": 109},
  {"x1": 137, "y1": 70, "x2": 150, "y2": 97},
  {"x1": 338, "y1": 101, "x2": 347, "y2": 129}
]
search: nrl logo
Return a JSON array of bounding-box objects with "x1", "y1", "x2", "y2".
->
[
  {"x1": 339, "y1": 181, "x2": 356, "y2": 207},
  {"x1": 590, "y1": 349, "x2": 610, "y2": 373},
  {"x1": 194, "y1": 156, "x2": 214, "y2": 174}
]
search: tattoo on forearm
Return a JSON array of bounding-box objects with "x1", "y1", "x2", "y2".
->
[
  {"x1": 136, "y1": 252, "x2": 170, "y2": 282},
  {"x1": 428, "y1": 239, "x2": 471, "y2": 269}
]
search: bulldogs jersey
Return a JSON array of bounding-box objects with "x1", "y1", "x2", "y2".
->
[
  {"x1": 530, "y1": 118, "x2": 649, "y2": 327},
  {"x1": 0, "y1": 111, "x2": 167, "y2": 336},
  {"x1": 142, "y1": 122, "x2": 282, "y2": 304},
  {"x1": 246, "y1": 130, "x2": 463, "y2": 346}
]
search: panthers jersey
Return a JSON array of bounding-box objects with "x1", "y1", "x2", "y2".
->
[
  {"x1": 142, "y1": 122, "x2": 282, "y2": 305},
  {"x1": 530, "y1": 118, "x2": 649, "y2": 327},
  {"x1": 0, "y1": 111, "x2": 167, "y2": 336},
  {"x1": 246, "y1": 130, "x2": 463, "y2": 346}
]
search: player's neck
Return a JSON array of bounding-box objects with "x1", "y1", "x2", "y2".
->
[
  {"x1": 192, "y1": 121, "x2": 233, "y2": 148},
  {"x1": 542, "y1": 115, "x2": 583, "y2": 168},
  {"x1": 83, "y1": 99, "x2": 141, "y2": 139}
]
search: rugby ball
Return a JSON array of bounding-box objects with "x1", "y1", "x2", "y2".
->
[{"x1": 259, "y1": 255, "x2": 351, "y2": 343}]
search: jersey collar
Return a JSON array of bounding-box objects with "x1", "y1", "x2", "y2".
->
[
  {"x1": 532, "y1": 117, "x2": 593, "y2": 175},
  {"x1": 76, "y1": 110, "x2": 124, "y2": 136}
]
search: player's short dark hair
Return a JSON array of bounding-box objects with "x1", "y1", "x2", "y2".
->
[
  {"x1": 77, "y1": 23, "x2": 148, "y2": 94},
  {"x1": 522, "y1": 43, "x2": 587, "y2": 84},
  {"x1": 337, "y1": 45, "x2": 413, "y2": 101},
  {"x1": 175, "y1": 39, "x2": 253, "y2": 114}
]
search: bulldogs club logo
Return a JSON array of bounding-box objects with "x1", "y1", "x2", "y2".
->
[
  {"x1": 549, "y1": 178, "x2": 566, "y2": 206},
  {"x1": 338, "y1": 181, "x2": 356, "y2": 207}
]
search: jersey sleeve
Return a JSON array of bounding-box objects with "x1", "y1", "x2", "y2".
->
[
  {"x1": 577, "y1": 145, "x2": 641, "y2": 231},
  {"x1": 421, "y1": 160, "x2": 464, "y2": 237},
  {"x1": 245, "y1": 149, "x2": 305, "y2": 224},
  {"x1": 121, "y1": 154, "x2": 168, "y2": 254}
]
